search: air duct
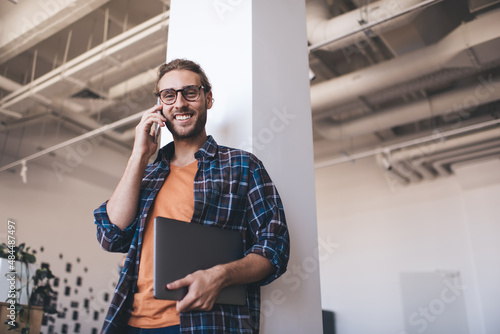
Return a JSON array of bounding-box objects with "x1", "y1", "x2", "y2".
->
[
  {"x1": 315, "y1": 73, "x2": 500, "y2": 140},
  {"x1": 377, "y1": 126, "x2": 500, "y2": 182},
  {"x1": 306, "y1": 0, "x2": 428, "y2": 53},
  {"x1": 310, "y1": 8, "x2": 500, "y2": 114}
]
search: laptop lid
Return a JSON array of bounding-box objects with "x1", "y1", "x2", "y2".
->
[{"x1": 153, "y1": 216, "x2": 246, "y2": 306}]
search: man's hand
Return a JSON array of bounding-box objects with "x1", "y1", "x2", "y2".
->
[
  {"x1": 166, "y1": 254, "x2": 274, "y2": 312},
  {"x1": 132, "y1": 103, "x2": 166, "y2": 161},
  {"x1": 107, "y1": 103, "x2": 166, "y2": 231},
  {"x1": 167, "y1": 266, "x2": 226, "y2": 312}
]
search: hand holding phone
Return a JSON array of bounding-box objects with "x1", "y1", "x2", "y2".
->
[{"x1": 154, "y1": 98, "x2": 165, "y2": 144}]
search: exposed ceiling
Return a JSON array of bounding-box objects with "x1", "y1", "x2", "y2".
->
[{"x1": 1, "y1": 0, "x2": 500, "y2": 187}]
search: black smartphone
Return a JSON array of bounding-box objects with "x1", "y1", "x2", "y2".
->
[{"x1": 154, "y1": 97, "x2": 162, "y2": 144}]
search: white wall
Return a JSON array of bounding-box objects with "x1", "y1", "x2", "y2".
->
[
  {"x1": 0, "y1": 152, "x2": 125, "y2": 334},
  {"x1": 165, "y1": 1, "x2": 323, "y2": 333},
  {"x1": 315, "y1": 156, "x2": 500, "y2": 334}
]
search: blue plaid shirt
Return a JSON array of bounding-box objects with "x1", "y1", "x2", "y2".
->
[{"x1": 94, "y1": 136, "x2": 289, "y2": 334}]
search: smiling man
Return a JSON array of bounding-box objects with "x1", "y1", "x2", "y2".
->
[{"x1": 93, "y1": 59, "x2": 290, "y2": 334}]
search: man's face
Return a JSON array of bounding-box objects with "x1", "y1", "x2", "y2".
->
[{"x1": 157, "y1": 70, "x2": 213, "y2": 140}]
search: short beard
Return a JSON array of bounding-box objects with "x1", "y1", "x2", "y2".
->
[{"x1": 165, "y1": 103, "x2": 208, "y2": 140}]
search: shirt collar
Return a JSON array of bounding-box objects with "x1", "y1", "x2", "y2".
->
[{"x1": 157, "y1": 135, "x2": 218, "y2": 163}]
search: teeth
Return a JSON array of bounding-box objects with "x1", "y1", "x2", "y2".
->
[{"x1": 176, "y1": 114, "x2": 191, "y2": 120}]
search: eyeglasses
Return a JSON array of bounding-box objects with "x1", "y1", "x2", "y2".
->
[{"x1": 156, "y1": 85, "x2": 205, "y2": 105}]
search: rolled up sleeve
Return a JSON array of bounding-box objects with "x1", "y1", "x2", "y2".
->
[
  {"x1": 245, "y1": 164, "x2": 290, "y2": 286},
  {"x1": 94, "y1": 200, "x2": 137, "y2": 253}
]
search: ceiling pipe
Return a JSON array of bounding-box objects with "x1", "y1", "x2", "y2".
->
[
  {"x1": 391, "y1": 140, "x2": 500, "y2": 181},
  {"x1": 0, "y1": 108, "x2": 22, "y2": 119},
  {"x1": 315, "y1": 73, "x2": 500, "y2": 139},
  {"x1": 0, "y1": 0, "x2": 111, "y2": 64},
  {"x1": 431, "y1": 147, "x2": 500, "y2": 176},
  {"x1": 390, "y1": 125, "x2": 500, "y2": 163},
  {"x1": 108, "y1": 69, "x2": 157, "y2": 100},
  {"x1": 424, "y1": 140, "x2": 500, "y2": 175},
  {"x1": 86, "y1": 43, "x2": 166, "y2": 92},
  {"x1": 307, "y1": 0, "x2": 443, "y2": 53},
  {"x1": 0, "y1": 11, "x2": 169, "y2": 112},
  {"x1": 0, "y1": 75, "x2": 22, "y2": 92},
  {"x1": 310, "y1": 9, "x2": 500, "y2": 114},
  {"x1": 0, "y1": 109, "x2": 133, "y2": 149},
  {"x1": 376, "y1": 126, "x2": 500, "y2": 182},
  {"x1": 314, "y1": 118, "x2": 500, "y2": 168},
  {"x1": 0, "y1": 109, "x2": 145, "y2": 174},
  {"x1": 313, "y1": 59, "x2": 500, "y2": 121}
]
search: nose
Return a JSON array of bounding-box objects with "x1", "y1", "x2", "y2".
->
[{"x1": 173, "y1": 91, "x2": 189, "y2": 109}]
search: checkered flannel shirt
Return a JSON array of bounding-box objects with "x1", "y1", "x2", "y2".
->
[{"x1": 93, "y1": 136, "x2": 290, "y2": 334}]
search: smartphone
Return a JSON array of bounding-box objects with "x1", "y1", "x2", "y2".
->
[{"x1": 154, "y1": 97, "x2": 162, "y2": 144}]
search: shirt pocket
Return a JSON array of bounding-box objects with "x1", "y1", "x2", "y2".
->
[{"x1": 205, "y1": 190, "x2": 247, "y2": 230}]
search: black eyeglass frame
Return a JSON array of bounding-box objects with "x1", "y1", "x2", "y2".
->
[{"x1": 156, "y1": 85, "x2": 206, "y2": 105}]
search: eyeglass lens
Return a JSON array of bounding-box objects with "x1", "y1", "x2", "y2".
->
[{"x1": 160, "y1": 86, "x2": 201, "y2": 104}]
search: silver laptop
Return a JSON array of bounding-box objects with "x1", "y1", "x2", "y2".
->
[{"x1": 153, "y1": 216, "x2": 246, "y2": 306}]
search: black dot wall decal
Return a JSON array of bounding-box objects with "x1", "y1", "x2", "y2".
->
[{"x1": 38, "y1": 247, "x2": 106, "y2": 334}]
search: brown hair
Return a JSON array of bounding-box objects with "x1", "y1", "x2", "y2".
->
[{"x1": 154, "y1": 59, "x2": 212, "y2": 95}]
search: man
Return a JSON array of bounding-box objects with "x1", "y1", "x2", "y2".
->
[{"x1": 94, "y1": 59, "x2": 290, "y2": 334}]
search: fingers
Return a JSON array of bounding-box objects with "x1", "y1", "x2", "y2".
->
[
  {"x1": 131, "y1": 104, "x2": 167, "y2": 158},
  {"x1": 168, "y1": 271, "x2": 220, "y2": 312},
  {"x1": 166, "y1": 275, "x2": 192, "y2": 291},
  {"x1": 139, "y1": 104, "x2": 166, "y2": 131}
]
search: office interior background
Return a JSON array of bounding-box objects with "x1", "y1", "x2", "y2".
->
[{"x1": 0, "y1": 0, "x2": 499, "y2": 333}]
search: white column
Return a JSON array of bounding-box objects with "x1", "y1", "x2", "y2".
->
[{"x1": 165, "y1": 1, "x2": 323, "y2": 332}]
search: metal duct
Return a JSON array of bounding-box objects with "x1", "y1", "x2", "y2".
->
[
  {"x1": 432, "y1": 147, "x2": 500, "y2": 176},
  {"x1": 390, "y1": 126, "x2": 500, "y2": 163},
  {"x1": 314, "y1": 119, "x2": 500, "y2": 168},
  {"x1": 315, "y1": 73, "x2": 500, "y2": 139},
  {"x1": 310, "y1": 8, "x2": 500, "y2": 114},
  {"x1": 306, "y1": 0, "x2": 426, "y2": 53},
  {"x1": 376, "y1": 126, "x2": 500, "y2": 182},
  {"x1": 389, "y1": 140, "x2": 500, "y2": 181}
]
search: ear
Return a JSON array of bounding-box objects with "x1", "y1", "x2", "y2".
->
[{"x1": 206, "y1": 90, "x2": 213, "y2": 109}]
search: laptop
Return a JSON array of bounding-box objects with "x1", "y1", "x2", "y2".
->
[{"x1": 153, "y1": 216, "x2": 246, "y2": 306}]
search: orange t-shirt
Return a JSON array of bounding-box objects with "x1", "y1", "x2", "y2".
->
[{"x1": 128, "y1": 160, "x2": 198, "y2": 328}]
